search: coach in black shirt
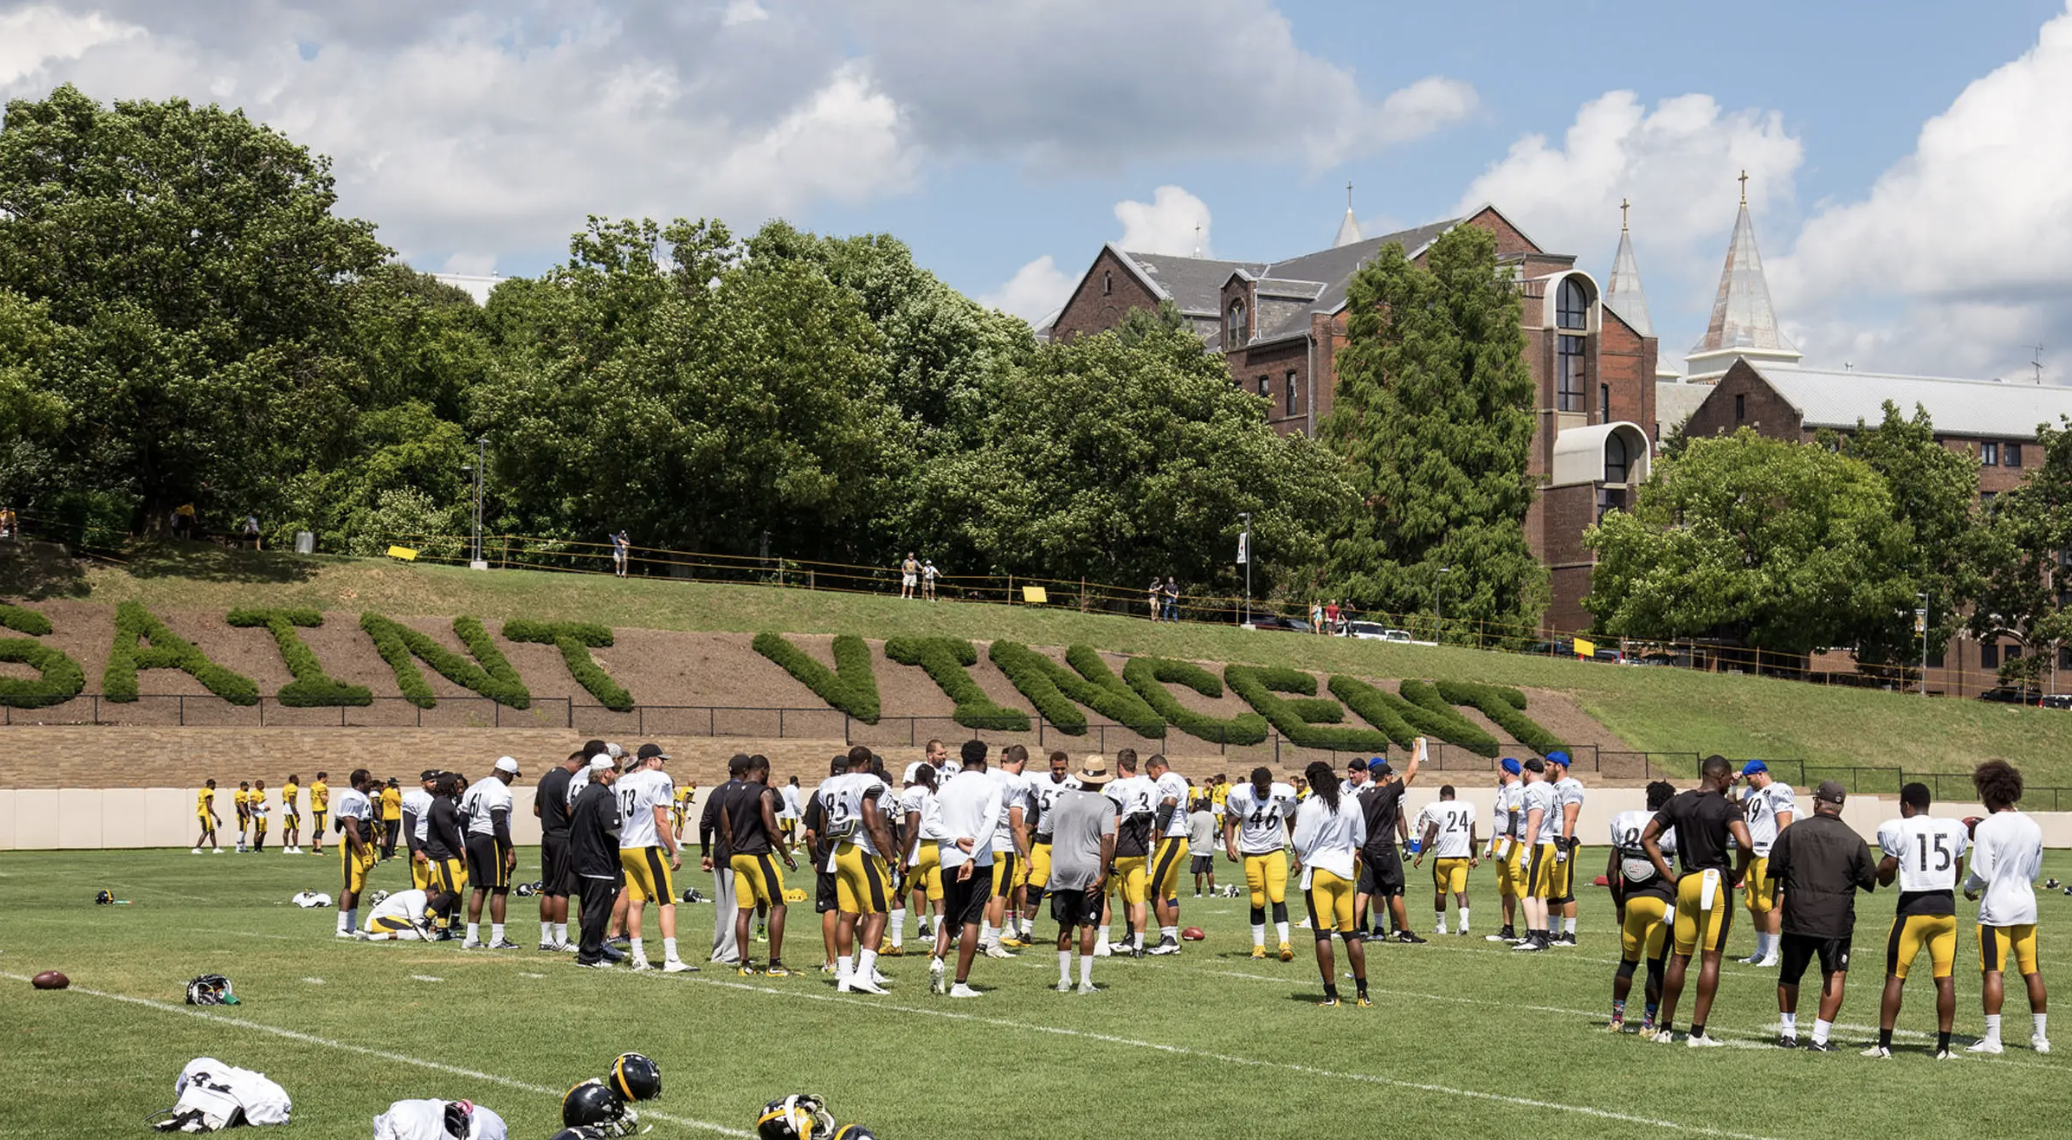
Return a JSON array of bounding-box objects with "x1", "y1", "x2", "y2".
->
[
  {"x1": 568, "y1": 757, "x2": 624, "y2": 967},
  {"x1": 424, "y1": 774, "x2": 467, "y2": 937},
  {"x1": 1358, "y1": 740, "x2": 1426, "y2": 944},
  {"x1": 1766, "y1": 780, "x2": 1876, "y2": 1049},
  {"x1": 1641, "y1": 754, "x2": 1754, "y2": 1045},
  {"x1": 701, "y1": 754, "x2": 753, "y2": 965},
  {"x1": 533, "y1": 750, "x2": 584, "y2": 950}
]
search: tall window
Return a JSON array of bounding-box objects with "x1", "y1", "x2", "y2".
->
[
  {"x1": 1982, "y1": 642, "x2": 2000, "y2": 669},
  {"x1": 1557, "y1": 335, "x2": 1585, "y2": 412},
  {"x1": 1982, "y1": 441, "x2": 2000, "y2": 466},
  {"x1": 1257, "y1": 374, "x2": 1270, "y2": 400},
  {"x1": 1286, "y1": 371, "x2": 1301, "y2": 416},
  {"x1": 1102, "y1": 271, "x2": 1113, "y2": 296},
  {"x1": 1556, "y1": 278, "x2": 1588, "y2": 330},
  {"x1": 2008, "y1": 442, "x2": 2024, "y2": 468},
  {"x1": 1604, "y1": 431, "x2": 1630, "y2": 484},
  {"x1": 1226, "y1": 300, "x2": 1247, "y2": 347},
  {"x1": 1734, "y1": 393, "x2": 1746, "y2": 422},
  {"x1": 1599, "y1": 383, "x2": 1610, "y2": 421}
]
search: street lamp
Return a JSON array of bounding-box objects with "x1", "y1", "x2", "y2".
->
[
  {"x1": 470, "y1": 437, "x2": 488, "y2": 570},
  {"x1": 1238, "y1": 512, "x2": 1252, "y2": 626},
  {"x1": 1436, "y1": 566, "x2": 1453, "y2": 645}
]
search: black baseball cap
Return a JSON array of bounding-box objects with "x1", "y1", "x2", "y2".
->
[
  {"x1": 636, "y1": 743, "x2": 669, "y2": 761},
  {"x1": 419, "y1": 769, "x2": 440, "y2": 782}
]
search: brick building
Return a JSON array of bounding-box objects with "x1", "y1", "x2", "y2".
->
[{"x1": 1045, "y1": 204, "x2": 1660, "y2": 631}]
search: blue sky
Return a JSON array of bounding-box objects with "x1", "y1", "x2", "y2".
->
[{"x1": 7, "y1": 0, "x2": 2072, "y2": 380}]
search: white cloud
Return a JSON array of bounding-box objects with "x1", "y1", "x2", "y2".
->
[
  {"x1": 720, "y1": 0, "x2": 769, "y2": 27},
  {"x1": 1114, "y1": 185, "x2": 1212, "y2": 257},
  {"x1": 1772, "y1": 1, "x2": 2072, "y2": 380},
  {"x1": 0, "y1": 6, "x2": 140, "y2": 85},
  {"x1": 1375, "y1": 77, "x2": 1480, "y2": 147},
  {"x1": 979, "y1": 255, "x2": 1075, "y2": 324}
]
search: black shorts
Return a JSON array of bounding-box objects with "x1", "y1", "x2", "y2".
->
[
  {"x1": 540, "y1": 833, "x2": 574, "y2": 897},
  {"x1": 1778, "y1": 933, "x2": 1852, "y2": 986},
  {"x1": 815, "y1": 866, "x2": 839, "y2": 915},
  {"x1": 466, "y1": 835, "x2": 511, "y2": 893},
  {"x1": 1189, "y1": 855, "x2": 1215, "y2": 875},
  {"x1": 1050, "y1": 883, "x2": 1101, "y2": 928},
  {"x1": 1359, "y1": 846, "x2": 1405, "y2": 897},
  {"x1": 943, "y1": 861, "x2": 991, "y2": 930}
]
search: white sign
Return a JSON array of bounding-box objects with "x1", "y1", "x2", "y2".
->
[{"x1": 1236, "y1": 532, "x2": 1249, "y2": 565}]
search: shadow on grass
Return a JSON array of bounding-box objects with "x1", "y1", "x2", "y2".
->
[
  {"x1": 0, "y1": 540, "x2": 90, "y2": 600},
  {"x1": 119, "y1": 540, "x2": 325, "y2": 585}
]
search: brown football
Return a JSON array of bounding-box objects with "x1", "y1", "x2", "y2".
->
[
  {"x1": 1180, "y1": 927, "x2": 1205, "y2": 941},
  {"x1": 31, "y1": 970, "x2": 68, "y2": 990}
]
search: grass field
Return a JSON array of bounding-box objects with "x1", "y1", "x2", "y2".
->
[
  {"x1": 12, "y1": 541, "x2": 2072, "y2": 782},
  {"x1": 4, "y1": 844, "x2": 2070, "y2": 1139}
]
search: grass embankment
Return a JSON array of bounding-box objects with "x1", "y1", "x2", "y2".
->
[{"x1": 8, "y1": 542, "x2": 2070, "y2": 782}]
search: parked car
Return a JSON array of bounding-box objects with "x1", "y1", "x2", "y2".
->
[
  {"x1": 1346, "y1": 621, "x2": 1417, "y2": 643},
  {"x1": 2042, "y1": 694, "x2": 2072, "y2": 710},
  {"x1": 1979, "y1": 685, "x2": 2043, "y2": 705},
  {"x1": 1240, "y1": 614, "x2": 1312, "y2": 633}
]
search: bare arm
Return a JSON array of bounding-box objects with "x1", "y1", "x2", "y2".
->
[
  {"x1": 762, "y1": 790, "x2": 795, "y2": 870},
  {"x1": 1400, "y1": 738, "x2": 1425, "y2": 787},
  {"x1": 654, "y1": 805, "x2": 679, "y2": 867}
]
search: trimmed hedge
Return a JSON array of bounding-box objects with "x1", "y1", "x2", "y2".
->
[
  {"x1": 1437, "y1": 679, "x2": 1567, "y2": 757},
  {"x1": 1226, "y1": 664, "x2": 1392, "y2": 753},
  {"x1": 1398, "y1": 679, "x2": 1501, "y2": 757},
  {"x1": 1326, "y1": 676, "x2": 1422, "y2": 749},
  {"x1": 884, "y1": 636, "x2": 1030, "y2": 732},
  {"x1": 228, "y1": 608, "x2": 373, "y2": 707},
  {"x1": 0, "y1": 602, "x2": 54, "y2": 636},
  {"x1": 506, "y1": 619, "x2": 635, "y2": 712},
  {"x1": 989, "y1": 641, "x2": 1164, "y2": 737},
  {"x1": 105, "y1": 601, "x2": 260, "y2": 705},
  {"x1": 0, "y1": 637, "x2": 86, "y2": 707},
  {"x1": 1122, "y1": 655, "x2": 1268, "y2": 746},
  {"x1": 360, "y1": 612, "x2": 530, "y2": 709},
  {"x1": 752, "y1": 632, "x2": 881, "y2": 723}
]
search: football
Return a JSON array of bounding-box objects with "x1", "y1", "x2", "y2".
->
[
  {"x1": 1180, "y1": 927, "x2": 1205, "y2": 942},
  {"x1": 31, "y1": 970, "x2": 69, "y2": 990},
  {"x1": 1963, "y1": 816, "x2": 1983, "y2": 837}
]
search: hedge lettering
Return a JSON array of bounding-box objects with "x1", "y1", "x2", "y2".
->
[
  {"x1": 228, "y1": 608, "x2": 373, "y2": 707},
  {"x1": 1226, "y1": 664, "x2": 1392, "y2": 753},
  {"x1": 884, "y1": 636, "x2": 1029, "y2": 731},
  {"x1": 1398, "y1": 679, "x2": 1500, "y2": 756},
  {"x1": 751, "y1": 632, "x2": 881, "y2": 723},
  {"x1": 0, "y1": 602, "x2": 83, "y2": 708},
  {"x1": 0, "y1": 602, "x2": 54, "y2": 636},
  {"x1": 105, "y1": 601, "x2": 259, "y2": 704},
  {"x1": 989, "y1": 641, "x2": 1164, "y2": 736},
  {"x1": 1121, "y1": 656, "x2": 1268, "y2": 746},
  {"x1": 360, "y1": 613, "x2": 530, "y2": 709},
  {"x1": 1437, "y1": 679, "x2": 1568, "y2": 757},
  {"x1": 505, "y1": 619, "x2": 635, "y2": 712}
]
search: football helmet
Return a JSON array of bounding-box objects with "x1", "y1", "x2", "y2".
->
[
  {"x1": 563, "y1": 1080, "x2": 636, "y2": 1137},
  {"x1": 549, "y1": 1130, "x2": 610, "y2": 1140},
  {"x1": 514, "y1": 882, "x2": 536, "y2": 897},
  {"x1": 442, "y1": 1100, "x2": 473, "y2": 1138},
  {"x1": 757, "y1": 1094, "x2": 834, "y2": 1140},
  {"x1": 95, "y1": 890, "x2": 114, "y2": 905},
  {"x1": 371, "y1": 889, "x2": 392, "y2": 907},
  {"x1": 832, "y1": 1126, "x2": 877, "y2": 1140},
  {"x1": 608, "y1": 1052, "x2": 661, "y2": 1102},
  {"x1": 185, "y1": 974, "x2": 239, "y2": 1006}
]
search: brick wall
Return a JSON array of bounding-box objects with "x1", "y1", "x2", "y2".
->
[
  {"x1": 1048, "y1": 248, "x2": 1161, "y2": 342},
  {"x1": 1683, "y1": 364, "x2": 1802, "y2": 441}
]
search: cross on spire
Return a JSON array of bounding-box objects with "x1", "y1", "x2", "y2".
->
[
  {"x1": 1193, "y1": 223, "x2": 1202, "y2": 257},
  {"x1": 1620, "y1": 197, "x2": 1630, "y2": 232},
  {"x1": 1738, "y1": 169, "x2": 1749, "y2": 205},
  {"x1": 1346, "y1": 180, "x2": 1354, "y2": 210}
]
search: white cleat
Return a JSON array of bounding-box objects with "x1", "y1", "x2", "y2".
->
[
  {"x1": 213, "y1": 847, "x2": 224, "y2": 854},
  {"x1": 461, "y1": 939, "x2": 485, "y2": 950},
  {"x1": 662, "y1": 960, "x2": 698, "y2": 973},
  {"x1": 1754, "y1": 954, "x2": 1780, "y2": 968},
  {"x1": 334, "y1": 930, "x2": 358, "y2": 939},
  {"x1": 1686, "y1": 1033, "x2": 1725, "y2": 1048},
  {"x1": 871, "y1": 970, "x2": 891, "y2": 986},
  {"x1": 1966, "y1": 1038, "x2": 2004, "y2": 1055},
  {"x1": 1931, "y1": 1048, "x2": 1955, "y2": 1060},
  {"x1": 929, "y1": 958, "x2": 947, "y2": 994},
  {"x1": 844, "y1": 976, "x2": 888, "y2": 995},
  {"x1": 629, "y1": 957, "x2": 651, "y2": 971},
  {"x1": 948, "y1": 983, "x2": 981, "y2": 998},
  {"x1": 1861, "y1": 1045, "x2": 1890, "y2": 1058},
  {"x1": 2034, "y1": 1035, "x2": 2052, "y2": 1054},
  {"x1": 1077, "y1": 982, "x2": 1098, "y2": 995},
  {"x1": 1056, "y1": 979, "x2": 1074, "y2": 993},
  {"x1": 983, "y1": 942, "x2": 1016, "y2": 959},
  {"x1": 1092, "y1": 941, "x2": 1112, "y2": 958},
  {"x1": 191, "y1": 848, "x2": 203, "y2": 855}
]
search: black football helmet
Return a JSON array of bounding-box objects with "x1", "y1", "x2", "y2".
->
[
  {"x1": 757, "y1": 1094, "x2": 834, "y2": 1140},
  {"x1": 95, "y1": 890, "x2": 114, "y2": 905},
  {"x1": 563, "y1": 1080, "x2": 636, "y2": 1137},
  {"x1": 832, "y1": 1126, "x2": 877, "y2": 1140},
  {"x1": 185, "y1": 974, "x2": 239, "y2": 1006},
  {"x1": 608, "y1": 1052, "x2": 661, "y2": 1102}
]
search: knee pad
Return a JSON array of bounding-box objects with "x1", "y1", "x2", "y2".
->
[
  {"x1": 1250, "y1": 906, "x2": 1266, "y2": 925},
  {"x1": 1271, "y1": 901, "x2": 1288, "y2": 924},
  {"x1": 1616, "y1": 958, "x2": 1639, "y2": 980}
]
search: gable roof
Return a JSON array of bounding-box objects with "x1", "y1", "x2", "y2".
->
[
  {"x1": 1741, "y1": 362, "x2": 2072, "y2": 439},
  {"x1": 1691, "y1": 201, "x2": 1797, "y2": 357}
]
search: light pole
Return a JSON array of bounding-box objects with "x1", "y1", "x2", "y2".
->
[
  {"x1": 470, "y1": 437, "x2": 488, "y2": 570},
  {"x1": 1238, "y1": 512, "x2": 1252, "y2": 626},
  {"x1": 1917, "y1": 592, "x2": 1929, "y2": 698},
  {"x1": 1436, "y1": 566, "x2": 1452, "y2": 645}
]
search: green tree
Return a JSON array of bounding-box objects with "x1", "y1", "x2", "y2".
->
[
  {"x1": 1320, "y1": 225, "x2": 1545, "y2": 639},
  {"x1": 1968, "y1": 418, "x2": 2072, "y2": 686},
  {"x1": 1585, "y1": 428, "x2": 1917, "y2": 657}
]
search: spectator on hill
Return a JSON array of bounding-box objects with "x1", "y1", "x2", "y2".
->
[
  {"x1": 1326, "y1": 599, "x2": 1341, "y2": 634},
  {"x1": 901, "y1": 552, "x2": 920, "y2": 599},
  {"x1": 1148, "y1": 577, "x2": 1163, "y2": 621},
  {"x1": 611, "y1": 530, "x2": 630, "y2": 578},
  {"x1": 0, "y1": 503, "x2": 15, "y2": 541},
  {"x1": 922, "y1": 559, "x2": 939, "y2": 602},
  {"x1": 1309, "y1": 599, "x2": 1323, "y2": 632},
  {"x1": 241, "y1": 512, "x2": 261, "y2": 549},
  {"x1": 1163, "y1": 577, "x2": 1179, "y2": 622}
]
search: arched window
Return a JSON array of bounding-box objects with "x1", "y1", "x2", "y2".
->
[
  {"x1": 1556, "y1": 277, "x2": 1588, "y2": 330},
  {"x1": 1226, "y1": 299, "x2": 1247, "y2": 347},
  {"x1": 1103, "y1": 271, "x2": 1113, "y2": 296},
  {"x1": 1605, "y1": 431, "x2": 1630, "y2": 484}
]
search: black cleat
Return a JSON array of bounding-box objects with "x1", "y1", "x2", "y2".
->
[
  {"x1": 1804, "y1": 1040, "x2": 1838, "y2": 1053},
  {"x1": 1395, "y1": 930, "x2": 1427, "y2": 944},
  {"x1": 1777, "y1": 1035, "x2": 1799, "y2": 1049}
]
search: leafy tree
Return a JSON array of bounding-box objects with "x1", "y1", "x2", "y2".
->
[
  {"x1": 1586, "y1": 428, "x2": 1917, "y2": 657},
  {"x1": 1968, "y1": 417, "x2": 2072, "y2": 684},
  {"x1": 1320, "y1": 225, "x2": 1545, "y2": 639}
]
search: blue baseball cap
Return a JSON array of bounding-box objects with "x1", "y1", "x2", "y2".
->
[
  {"x1": 1741, "y1": 760, "x2": 1768, "y2": 777},
  {"x1": 1500, "y1": 758, "x2": 1522, "y2": 775},
  {"x1": 1547, "y1": 751, "x2": 1571, "y2": 767}
]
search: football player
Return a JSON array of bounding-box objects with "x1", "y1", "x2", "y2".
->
[
  {"x1": 1022, "y1": 750, "x2": 1081, "y2": 935},
  {"x1": 248, "y1": 779, "x2": 270, "y2": 853},
  {"x1": 194, "y1": 778, "x2": 222, "y2": 854},
  {"x1": 361, "y1": 888, "x2": 434, "y2": 940},
  {"x1": 1736, "y1": 760, "x2": 1795, "y2": 966},
  {"x1": 1223, "y1": 765, "x2": 1297, "y2": 960},
  {"x1": 1412, "y1": 784, "x2": 1478, "y2": 936},
  {"x1": 723, "y1": 753, "x2": 794, "y2": 975},
  {"x1": 1867, "y1": 782, "x2": 1968, "y2": 1058},
  {"x1": 233, "y1": 781, "x2": 252, "y2": 852},
  {"x1": 619, "y1": 744, "x2": 691, "y2": 972},
  {"x1": 900, "y1": 763, "x2": 945, "y2": 945},
  {"x1": 372, "y1": 1097, "x2": 507, "y2": 1139},
  {"x1": 422, "y1": 773, "x2": 469, "y2": 937},
  {"x1": 1548, "y1": 752, "x2": 1586, "y2": 944},
  {"x1": 1145, "y1": 754, "x2": 1192, "y2": 955},
  {"x1": 1290, "y1": 760, "x2": 1370, "y2": 1007},
  {"x1": 334, "y1": 769, "x2": 378, "y2": 938},
  {"x1": 1607, "y1": 781, "x2": 1678, "y2": 1036},
  {"x1": 309, "y1": 771, "x2": 328, "y2": 853},
  {"x1": 984, "y1": 745, "x2": 1033, "y2": 955},
  {"x1": 1641, "y1": 754, "x2": 1755, "y2": 1047},
  {"x1": 459, "y1": 757, "x2": 522, "y2": 950},
  {"x1": 402, "y1": 769, "x2": 438, "y2": 892},
  {"x1": 1512, "y1": 758, "x2": 1559, "y2": 952},
  {"x1": 825, "y1": 744, "x2": 898, "y2": 993},
  {"x1": 1486, "y1": 758, "x2": 1524, "y2": 942},
  {"x1": 1963, "y1": 760, "x2": 2049, "y2": 1055},
  {"x1": 1099, "y1": 750, "x2": 1155, "y2": 957},
  {"x1": 280, "y1": 774, "x2": 301, "y2": 854}
]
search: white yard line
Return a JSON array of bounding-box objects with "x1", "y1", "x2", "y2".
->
[{"x1": 0, "y1": 972, "x2": 751, "y2": 1138}]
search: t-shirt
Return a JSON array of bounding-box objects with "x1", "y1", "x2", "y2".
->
[
  {"x1": 1186, "y1": 808, "x2": 1217, "y2": 851},
  {"x1": 1153, "y1": 771, "x2": 1192, "y2": 838},
  {"x1": 1742, "y1": 781, "x2": 1796, "y2": 856},
  {"x1": 1552, "y1": 776, "x2": 1586, "y2": 841},
  {"x1": 1767, "y1": 813, "x2": 1876, "y2": 939},
  {"x1": 424, "y1": 798, "x2": 464, "y2": 861},
  {"x1": 1359, "y1": 781, "x2": 1406, "y2": 853},
  {"x1": 780, "y1": 784, "x2": 803, "y2": 819},
  {"x1": 310, "y1": 781, "x2": 328, "y2": 812},
  {"x1": 1423, "y1": 800, "x2": 1477, "y2": 859},
  {"x1": 1609, "y1": 808, "x2": 1678, "y2": 902},
  {"x1": 568, "y1": 782, "x2": 623, "y2": 879},
  {"x1": 820, "y1": 771, "x2": 891, "y2": 864},
  {"x1": 989, "y1": 768, "x2": 1031, "y2": 854},
  {"x1": 935, "y1": 769, "x2": 1003, "y2": 870},
  {"x1": 365, "y1": 889, "x2": 430, "y2": 930},
  {"x1": 1521, "y1": 781, "x2": 1560, "y2": 844},
  {"x1": 616, "y1": 768, "x2": 674, "y2": 850},
  {"x1": 1964, "y1": 810, "x2": 2044, "y2": 927},
  {"x1": 1046, "y1": 789, "x2": 1120, "y2": 892},
  {"x1": 1874, "y1": 813, "x2": 1966, "y2": 917},
  {"x1": 460, "y1": 778, "x2": 514, "y2": 840},
  {"x1": 1291, "y1": 794, "x2": 1367, "y2": 886},
  {"x1": 1030, "y1": 774, "x2": 1083, "y2": 840},
  {"x1": 373, "y1": 1099, "x2": 508, "y2": 1140},
  {"x1": 380, "y1": 787, "x2": 402, "y2": 821},
  {"x1": 1105, "y1": 774, "x2": 1156, "y2": 859},
  {"x1": 535, "y1": 767, "x2": 574, "y2": 836},
  {"x1": 334, "y1": 787, "x2": 373, "y2": 838},
  {"x1": 1224, "y1": 781, "x2": 1297, "y2": 856},
  {"x1": 1651, "y1": 789, "x2": 1744, "y2": 876},
  {"x1": 402, "y1": 788, "x2": 434, "y2": 847},
  {"x1": 280, "y1": 782, "x2": 299, "y2": 815},
  {"x1": 901, "y1": 785, "x2": 944, "y2": 853},
  {"x1": 725, "y1": 782, "x2": 777, "y2": 857}
]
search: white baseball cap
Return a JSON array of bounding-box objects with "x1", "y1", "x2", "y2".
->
[
  {"x1": 589, "y1": 755, "x2": 615, "y2": 772},
  {"x1": 494, "y1": 756, "x2": 521, "y2": 775},
  {"x1": 605, "y1": 743, "x2": 625, "y2": 760}
]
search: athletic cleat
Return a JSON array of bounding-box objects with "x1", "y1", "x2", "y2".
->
[
  {"x1": 1317, "y1": 997, "x2": 1341, "y2": 1008},
  {"x1": 1778, "y1": 1035, "x2": 1800, "y2": 1049},
  {"x1": 999, "y1": 934, "x2": 1029, "y2": 949},
  {"x1": 489, "y1": 939, "x2": 519, "y2": 950},
  {"x1": 1511, "y1": 936, "x2": 1545, "y2": 952},
  {"x1": 1755, "y1": 954, "x2": 1780, "y2": 968},
  {"x1": 1554, "y1": 933, "x2": 1577, "y2": 946},
  {"x1": 880, "y1": 945, "x2": 904, "y2": 957},
  {"x1": 1434, "y1": 925, "x2": 1447, "y2": 936},
  {"x1": 191, "y1": 847, "x2": 203, "y2": 855},
  {"x1": 764, "y1": 964, "x2": 791, "y2": 978},
  {"x1": 662, "y1": 959, "x2": 696, "y2": 973},
  {"x1": 1967, "y1": 1038, "x2": 2004, "y2": 1055},
  {"x1": 461, "y1": 939, "x2": 485, "y2": 950},
  {"x1": 1395, "y1": 930, "x2": 1427, "y2": 944},
  {"x1": 538, "y1": 941, "x2": 556, "y2": 952},
  {"x1": 351, "y1": 929, "x2": 370, "y2": 941},
  {"x1": 1860, "y1": 1044, "x2": 1889, "y2": 1058},
  {"x1": 1804, "y1": 1041, "x2": 1838, "y2": 1053},
  {"x1": 1106, "y1": 940, "x2": 1133, "y2": 954},
  {"x1": 1077, "y1": 982, "x2": 1098, "y2": 995},
  {"x1": 1607, "y1": 1017, "x2": 1624, "y2": 1034},
  {"x1": 1128, "y1": 947, "x2": 1146, "y2": 960},
  {"x1": 929, "y1": 958, "x2": 947, "y2": 994},
  {"x1": 1739, "y1": 953, "x2": 1763, "y2": 965},
  {"x1": 608, "y1": 936, "x2": 631, "y2": 951},
  {"x1": 948, "y1": 983, "x2": 982, "y2": 998},
  {"x1": 1651, "y1": 1029, "x2": 1675, "y2": 1044},
  {"x1": 915, "y1": 921, "x2": 933, "y2": 940},
  {"x1": 213, "y1": 847, "x2": 224, "y2": 854},
  {"x1": 1278, "y1": 941, "x2": 1295, "y2": 962},
  {"x1": 872, "y1": 969, "x2": 890, "y2": 986},
  {"x1": 1686, "y1": 1033, "x2": 1725, "y2": 1048},
  {"x1": 1932, "y1": 1048, "x2": 1955, "y2": 1060},
  {"x1": 738, "y1": 964, "x2": 759, "y2": 977},
  {"x1": 1056, "y1": 979, "x2": 1074, "y2": 993},
  {"x1": 819, "y1": 962, "x2": 837, "y2": 975},
  {"x1": 1486, "y1": 927, "x2": 1516, "y2": 943},
  {"x1": 1250, "y1": 945, "x2": 1267, "y2": 960},
  {"x1": 1355, "y1": 995, "x2": 1373, "y2": 1008},
  {"x1": 840, "y1": 976, "x2": 888, "y2": 995},
  {"x1": 1092, "y1": 940, "x2": 1111, "y2": 958},
  {"x1": 629, "y1": 957, "x2": 651, "y2": 971},
  {"x1": 1147, "y1": 936, "x2": 1182, "y2": 956},
  {"x1": 983, "y1": 942, "x2": 1017, "y2": 959},
  {"x1": 2034, "y1": 1035, "x2": 2053, "y2": 1054},
  {"x1": 334, "y1": 930, "x2": 358, "y2": 939}
]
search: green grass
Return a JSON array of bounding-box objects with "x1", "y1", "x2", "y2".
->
[
  {"x1": 11, "y1": 541, "x2": 2072, "y2": 781},
  {"x1": 4, "y1": 846, "x2": 2071, "y2": 1139}
]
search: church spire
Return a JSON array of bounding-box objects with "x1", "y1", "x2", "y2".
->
[
  {"x1": 1603, "y1": 198, "x2": 1655, "y2": 338},
  {"x1": 1685, "y1": 172, "x2": 1800, "y2": 383},
  {"x1": 1333, "y1": 181, "x2": 1361, "y2": 248}
]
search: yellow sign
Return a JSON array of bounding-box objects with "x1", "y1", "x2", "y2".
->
[
  {"x1": 386, "y1": 546, "x2": 419, "y2": 561},
  {"x1": 1573, "y1": 637, "x2": 1595, "y2": 658},
  {"x1": 782, "y1": 888, "x2": 807, "y2": 904},
  {"x1": 1021, "y1": 585, "x2": 1049, "y2": 604}
]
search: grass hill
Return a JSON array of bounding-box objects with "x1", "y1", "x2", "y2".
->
[{"x1": 6, "y1": 541, "x2": 2071, "y2": 790}]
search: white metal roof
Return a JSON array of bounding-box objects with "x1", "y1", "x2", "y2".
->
[
  {"x1": 1688, "y1": 201, "x2": 1798, "y2": 359},
  {"x1": 1551, "y1": 421, "x2": 1651, "y2": 487},
  {"x1": 1748, "y1": 364, "x2": 2072, "y2": 439}
]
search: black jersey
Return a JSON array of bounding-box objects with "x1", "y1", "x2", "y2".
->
[{"x1": 1651, "y1": 789, "x2": 1743, "y2": 876}]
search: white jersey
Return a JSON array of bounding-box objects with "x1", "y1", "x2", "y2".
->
[
  {"x1": 1964, "y1": 810, "x2": 2044, "y2": 927},
  {"x1": 1741, "y1": 781, "x2": 1795, "y2": 856},
  {"x1": 1552, "y1": 776, "x2": 1585, "y2": 840},
  {"x1": 459, "y1": 778, "x2": 513, "y2": 838},
  {"x1": 1491, "y1": 779, "x2": 1522, "y2": 850},
  {"x1": 615, "y1": 769, "x2": 674, "y2": 849},
  {"x1": 1224, "y1": 781, "x2": 1297, "y2": 855},
  {"x1": 989, "y1": 767, "x2": 1032, "y2": 853},
  {"x1": 1290, "y1": 794, "x2": 1367, "y2": 885},
  {"x1": 334, "y1": 787, "x2": 373, "y2": 830},
  {"x1": 173, "y1": 1058, "x2": 293, "y2": 1129},
  {"x1": 779, "y1": 784, "x2": 803, "y2": 820},
  {"x1": 1031, "y1": 774, "x2": 1083, "y2": 839},
  {"x1": 1106, "y1": 774, "x2": 1156, "y2": 820},
  {"x1": 373, "y1": 1098, "x2": 508, "y2": 1140},
  {"x1": 1423, "y1": 800, "x2": 1477, "y2": 859},
  {"x1": 566, "y1": 765, "x2": 592, "y2": 806},
  {"x1": 402, "y1": 788, "x2": 434, "y2": 843},
  {"x1": 1521, "y1": 780, "x2": 1560, "y2": 844},
  {"x1": 365, "y1": 888, "x2": 430, "y2": 930},
  {"x1": 1153, "y1": 771, "x2": 1192, "y2": 838},
  {"x1": 1876, "y1": 815, "x2": 1969, "y2": 895},
  {"x1": 820, "y1": 771, "x2": 891, "y2": 864},
  {"x1": 1609, "y1": 809, "x2": 1677, "y2": 884},
  {"x1": 902, "y1": 785, "x2": 944, "y2": 862}
]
